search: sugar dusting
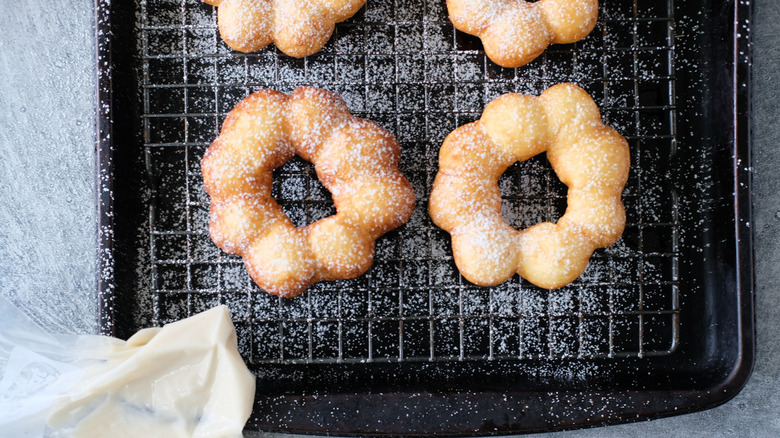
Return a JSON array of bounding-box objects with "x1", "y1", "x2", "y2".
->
[
  {"x1": 121, "y1": 0, "x2": 703, "y2": 404},
  {"x1": 212, "y1": 0, "x2": 365, "y2": 57},
  {"x1": 202, "y1": 86, "x2": 415, "y2": 297},
  {"x1": 447, "y1": 0, "x2": 599, "y2": 67},
  {"x1": 431, "y1": 84, "x2": 629, "y2": 290}
]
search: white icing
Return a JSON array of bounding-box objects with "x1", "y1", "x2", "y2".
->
[{"x1": 47, "y1": 306, "x2": 254, "y2": 438}]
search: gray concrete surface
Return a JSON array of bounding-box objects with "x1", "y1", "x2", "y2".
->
[
  {"x1": 1, "y1": 1, "x2": 778, "y2": 437},
  {"x1": 0, "y1": 1, "x2": 97, "y2": 334}
]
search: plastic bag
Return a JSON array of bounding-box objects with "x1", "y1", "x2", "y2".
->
[{"x1": 0, "y1": 297, "x2": 255, "y2": 438}]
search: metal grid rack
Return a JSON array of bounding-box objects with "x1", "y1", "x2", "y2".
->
[{"x1": 140, "y1": 0, "x2": 680, "y2": 364}]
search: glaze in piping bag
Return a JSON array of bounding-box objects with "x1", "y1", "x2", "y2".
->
[{"x1": 0, "y1": 298, "x2": 255, "y2": 438}]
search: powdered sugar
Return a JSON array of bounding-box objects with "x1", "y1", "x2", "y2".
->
[
  {"x1": 447, "y1": 0, "x2": 599, "y2": 68},
  {"x1": 135, "y1": 0, "x2": 683, "y2": 366},
  {"x1": 212, "y1": 0, "x2": 365, "y2": 57},
  {"x1": 202, "y1": 87, "x2": 415, "y2": 297}
]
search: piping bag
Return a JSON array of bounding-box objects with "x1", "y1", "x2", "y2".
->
[{"x1": 0, "y1": 297, "x2": 256, "y2": 438}]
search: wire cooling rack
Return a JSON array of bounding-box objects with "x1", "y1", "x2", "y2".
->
[{"x1": 141, "y1": 0, "x2": 680, "y2": 364}]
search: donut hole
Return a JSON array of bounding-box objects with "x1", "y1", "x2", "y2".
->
[
  {"x1": 498, "y1": 158, "x2": 568, "y2": 231},
  {"x1": 272, "y1": 156, "x2": 336, "y2": 228}
]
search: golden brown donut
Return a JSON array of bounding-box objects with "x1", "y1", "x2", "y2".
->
[
  {"x1": 202, "y1": 87, "x2": 415, "y2": 297},
  {"x1": 429, "y1": 84, "x2": 629, "y2": 289},
  {"x1": 203, "y1": 0, "x2": 365, "y2": 57},
  {"x1": 446, "y1": 0, "x2": 599, "y2": 68}
]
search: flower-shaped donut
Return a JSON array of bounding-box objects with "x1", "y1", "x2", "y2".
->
[
  {"x1": 429, "y1": 84, "x2": 629, "y2": 289},
  {"x1": 203, "y1": 0, "x2": 365, "y2": 57},
  {"x1": 202, "y1": 87, "x2": 415, "y2": 297},
  {"x1": 447, "y1": 0, "x2": 599, "y2": 68}
]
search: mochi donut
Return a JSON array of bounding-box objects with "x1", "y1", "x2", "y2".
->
[
  {"x1": 446, "y1": 0, "x2": 599, "y2": 68},
  {"x1": 429, "y1": 84, "x2": 629, "y2": 289},
  {"x1": 202, "y1": 87, "x2": 415, "y2": 298},
  {"x1": 203, "y1": 0, "x2": 365, "y2": 57}
]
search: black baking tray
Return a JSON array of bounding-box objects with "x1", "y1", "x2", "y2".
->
[{"x1": 95, "y1": 0, "x2": 754, "y2": 435}]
